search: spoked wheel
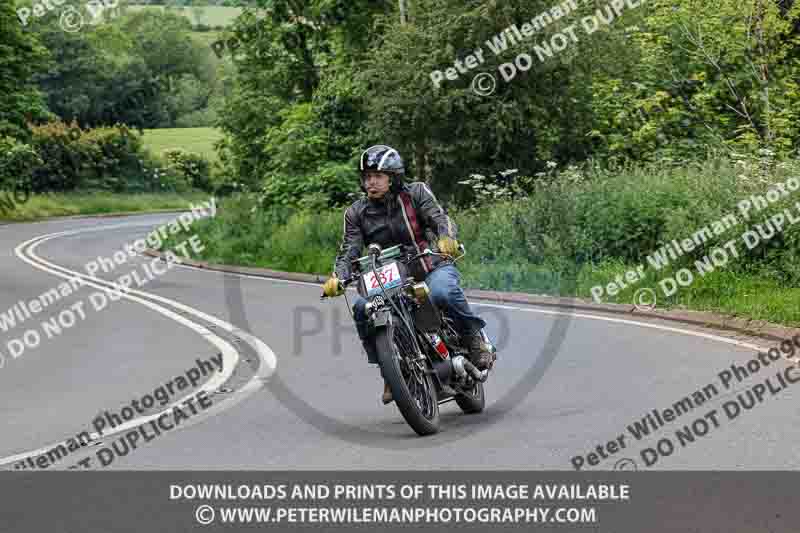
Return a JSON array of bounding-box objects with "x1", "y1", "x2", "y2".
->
[
  {"x1": 376, "y1": 325, "x2": 440, "y2": 436},
  {"x1": 455, "y1": 379, "x2": 485, "y2": 414}
]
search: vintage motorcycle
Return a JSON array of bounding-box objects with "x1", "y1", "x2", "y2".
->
[{"x1": 322, "y1": 242, "x2": 497, "y2": 436}]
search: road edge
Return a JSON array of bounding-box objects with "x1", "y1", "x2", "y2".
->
[{"x1": 142, "y1": 249, "x2": 800, "y2": 344}]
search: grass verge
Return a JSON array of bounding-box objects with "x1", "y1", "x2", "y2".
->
[
  {"x1": 158, "y1": 155, "x2": 800, "y2": 327},
  {"x1": 0, "y1": 192, "x2": 210, "y2": 222}
]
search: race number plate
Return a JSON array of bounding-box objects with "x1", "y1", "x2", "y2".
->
[{"x1": 363, "y1": 262, "x2": 402, "y2": 296}]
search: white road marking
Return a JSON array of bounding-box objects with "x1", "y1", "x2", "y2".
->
[
  {"x1": 0, "y1": 227, "x2": 277, "y2": 468},
  {"x1": 3, "y1": 215, "x2": 791, "y2": 466}
]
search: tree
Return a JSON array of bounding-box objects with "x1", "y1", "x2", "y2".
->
[
  {"x1": 0, "y1": 0, "x2": 50, "y2": 139},
  {"x1": 33, "y1": 9, "x2": 217, "y2": 128}
]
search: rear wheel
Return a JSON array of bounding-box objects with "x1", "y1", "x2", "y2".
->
[
  {"x1": 376, "y1": 324, "x2": 439, "y2": 436},
  {"x1": 455, "y1": 380, "x2": 485, "y2": 414}
]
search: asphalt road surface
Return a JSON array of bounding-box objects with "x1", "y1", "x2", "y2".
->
[{"x1": 1, "y1": 213, "x2": 798, "y2": 471}]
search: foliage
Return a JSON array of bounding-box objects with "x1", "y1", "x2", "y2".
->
[
  {"x1": 590, "y1": 0, "x2": 800, "y2": 161},
  {"x1": 171, "y1": 154, "x2": 800, "y2": 326},
  {"x1": 0, "y1": 136, "x2": 42, "y2": 190},
  {"x1": 258, "y1": 161, "x2": 360, "y2": 210},
  {"x1": 29, "y1": 7, "x2": 219, "y2": 130},
  {"x1": 0, "y1": 0, "x2": 50, "y2": 139},
  {"x1": 215, "y1": 1, "x2": 390, "y2": 192},
  {"x1": 27, "y1": 120, "x2": 180, "y2": 192},
  {"x1": 160, "y1": 148, "x2": 213, "y2": 191}
]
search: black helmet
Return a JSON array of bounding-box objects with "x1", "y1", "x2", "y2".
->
[{"x1": 358, "y1": 145, "x2": 405, "y2": 193}]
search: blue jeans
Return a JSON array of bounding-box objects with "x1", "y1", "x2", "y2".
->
[{"x1": 352, "y1": 265, "x2": 486, "y2": 356}]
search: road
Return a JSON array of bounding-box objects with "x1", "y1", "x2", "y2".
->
[{"x1": 1, "y1": 212, "x2": 798, "y2": 471}]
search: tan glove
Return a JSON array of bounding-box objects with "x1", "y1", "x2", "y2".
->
[
  {"x1": 322, "y1": 275, "x2": 345, "y2": 297},
  {"x1": 437, "y1": 236, "x2": 460, "y2": 258}
]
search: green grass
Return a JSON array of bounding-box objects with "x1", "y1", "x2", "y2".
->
[
  {"x1": 160, "y1": 198, "x2": 800, "y2": 327},
  {"x1": 142, "y1": 127, "x2": 223, "y2": 162},
  {"x1": 156, "y1": 154, "x2": 800, "y2": 328},
  {"x1": 125, "y1": 5, "x2": 242, "y2": 27},
  {"x1": 191, "y1": 30, "x2": 222, "y2": 47},
  {"x1": 574, "y1": 261, "x2": 800, "y2": 326},
  {"x1": 0, "y1": 192, "x2": 210, "y2": 222}
]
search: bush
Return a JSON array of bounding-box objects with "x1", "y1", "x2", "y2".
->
[
  {"x1": 28, "y1": 121, "x2": 157, "y2": 192},
  {"x1": 148, "y1": 165, "x2": 193, "y2": 192},
  {"x1": 0, "y1": 136, "x2": 41, "y2": 190},
  {"x1": 161, "y1": 148, "x2": 213, "y2": 191},
  {"x1": 29, "y1": 121, "x2": 94, "y2": 191},
  {"x1": 455, "y1": 154, "x2": 800, "y2": 287},
  {"x1": 80, "y1": 125, "x2": 148, "y2": 192}
]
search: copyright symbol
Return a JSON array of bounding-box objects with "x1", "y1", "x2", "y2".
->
[
  {"x1": 471, "y1": 73, "x2": 497, "y2": 97},
  {"x1": 633, "y1": 288, "x2": 657, "y2": 311},
  {"x1": 59, "y1": 5, "x2": 84, "y2": 32},
  {"x1": 195, "y1": 505, "x2": 215, "y2": 525},
  {"x1": 614, "y1": 458, "x2": 638, "y2": 471}
]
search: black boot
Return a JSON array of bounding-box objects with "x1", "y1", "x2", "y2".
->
[
  {"x1": 382, "y1": 381, "x2": 393, "y2": 404},
  {"x1": 355, "y1": 319, "x2": 379, "y2": 364},
  {"x1": 463, "y1": 329, "x2": 495, "y2": 370}
]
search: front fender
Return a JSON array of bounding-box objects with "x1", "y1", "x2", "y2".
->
[{"x1": 372, "y1": 307, "x2": 393, "y2": 328}]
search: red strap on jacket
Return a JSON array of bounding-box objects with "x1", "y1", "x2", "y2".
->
[{"x1": 398, "y1": 191, "x2": 433, "y2": 273}]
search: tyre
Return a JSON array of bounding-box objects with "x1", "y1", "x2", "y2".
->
[
  {"x1": 375, "y1": 325, "x2": 440, "y2": 436},
  {"x1": 455, "y1": 380, "x2": 485, "y2": 414}
]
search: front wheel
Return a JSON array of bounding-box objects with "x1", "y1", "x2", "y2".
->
[{"x1": 375, "y1": 326, "x2": 440, "y2": 436}]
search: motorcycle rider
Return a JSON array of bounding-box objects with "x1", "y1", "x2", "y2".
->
[{"x1": 322, "y1": 145, "x2": 495, "y2": 404}]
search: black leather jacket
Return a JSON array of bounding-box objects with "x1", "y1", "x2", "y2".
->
[{"x1": 333, "y1": 182, "x2": 458, "y2": 282}]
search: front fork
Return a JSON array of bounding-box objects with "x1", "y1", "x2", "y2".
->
[
  {"x1": 357, "y1": 306, "x2": 392, "y2": 365},
  {"x1": 365, "y1": 309, "x2": 438, "y2": 388}
]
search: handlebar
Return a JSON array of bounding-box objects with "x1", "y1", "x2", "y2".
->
[
  {"x1": 320, "y1": 244, "x2": 466, "y2": 300},
  {"x1": 408, "y1": 244, "x2": 466, "y2": 263}
]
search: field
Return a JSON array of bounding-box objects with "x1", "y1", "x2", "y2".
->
[
  {"x1": 124, "y1": 5, "x2": 242, "y2": 27},
  {"x1": 142, "y1": 127, "x2": 223, "y2": 162},
  {"x1": 191, "y1": 30, "x2": 222, "y2": 47}
]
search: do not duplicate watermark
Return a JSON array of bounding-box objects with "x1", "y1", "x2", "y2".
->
[
  {"x1": 430, "y1": 0, "x2": 647, "y2": 97},
  {"x1": 590, "y1": 176, "x2": 800, "y2": 305},
  {"x1": 570, "y1": 334, "x2": 800, "y2": 470},
  {"x1": 0, "y1": 201, "x2": 216, "y2": 371},
  {"x1": 14, "y1": 356, "x2": 222, "y2": 470}
]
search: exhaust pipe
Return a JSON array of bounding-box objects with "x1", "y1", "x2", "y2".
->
[
  {"x1": 463, "y1": 359, "x2": 489, "y2": 383},
  {"x1": 452, "y1": 356, "x2": 488, "y2": 383}
]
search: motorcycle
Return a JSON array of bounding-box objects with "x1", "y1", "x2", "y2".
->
[{"x1": 321, "y1": 242, "x2": 497, "y2": 436}]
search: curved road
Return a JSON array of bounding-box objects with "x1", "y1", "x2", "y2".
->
[{"x1": 0, "y1": 213, "x2": 797, "y2": 471}]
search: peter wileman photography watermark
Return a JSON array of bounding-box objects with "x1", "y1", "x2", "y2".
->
[
  {"x1": 16, "y1": 0, "x2": 120, "y2": 33},
  {"x1": 590, "y1": 175, "x2": 800, "y2": 306},
  {"x1": 429, "y1": 0, "x2": 648, "y2": 96},
  {"x1": 0, "y1": 200, "x2": 216, "y2": 370},
  {"x1": 16, "y1": 0, "x2": 206, "y2": 33},
  {"x1": 569, "y1": 334, "x2": 800, "y2": 470},
  {"x1": 14, "y1": 356, "x2": 221, "y2": 470}
]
